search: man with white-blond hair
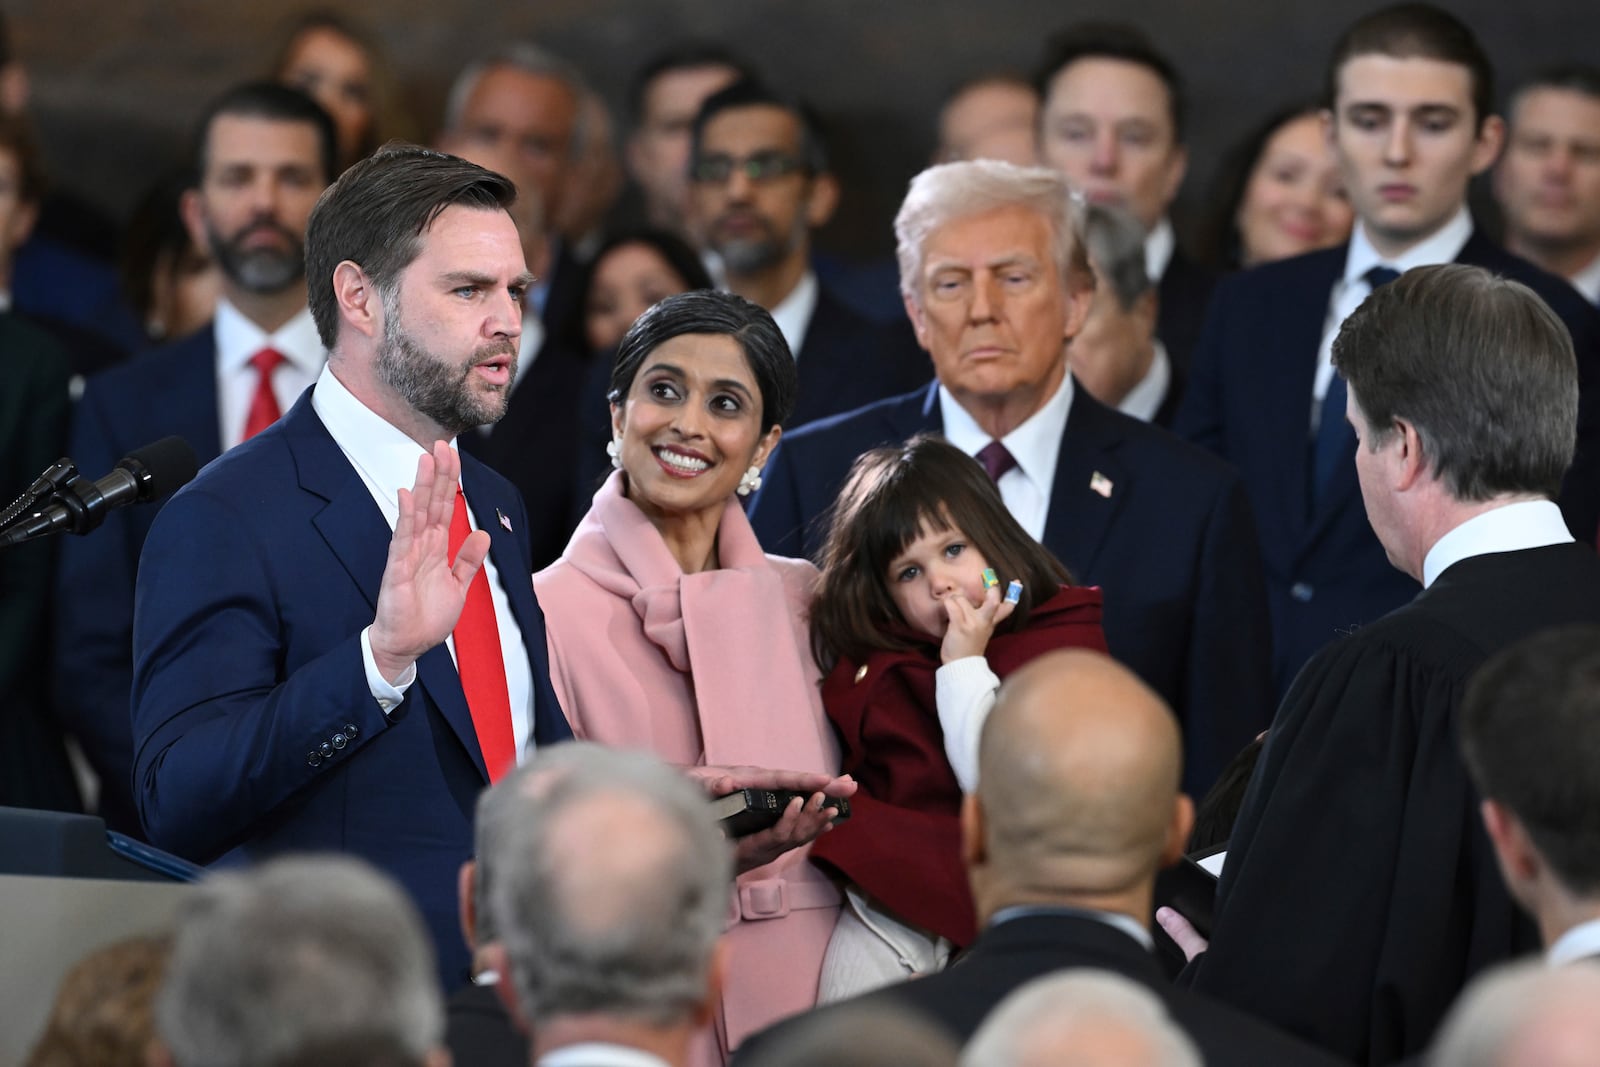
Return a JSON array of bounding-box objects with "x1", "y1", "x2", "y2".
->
[
  {"x1": 962, "y1": 971, "x2": 1202, "y2": 1067},
  {"x1": 750, "y1": 158, "x2": 1273, "y2": 796},
  {"x1": 150, "y1": 856, "x2": 448, "y2": 1067}
]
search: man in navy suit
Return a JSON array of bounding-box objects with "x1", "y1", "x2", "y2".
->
[
  {"x1": 53, "y1": 82, "x2": 336, "y2": 835},
  {"x1": 132, "y1": 145, "x2": 572, "y2": 991},
  {"x1": 687, "y1": 79, "x2": 930, "y2": 427},
  {"x1": 750, "y1": 159, "x2": 1273, "y2": 795},
  {"x1": 1176, "y1": 3, "x2": 1600, "y2": 694}
]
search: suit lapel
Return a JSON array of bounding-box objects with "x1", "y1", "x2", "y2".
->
[
  {"x1": 166, "y1": 330, "x2": 226, "y2": 465},
  {"x1": 1044, "y1": 387, "x2": 1128, "y2": 579},
  {"x1": 286, "y1": 394, "x2": 490, "y2": 783}
]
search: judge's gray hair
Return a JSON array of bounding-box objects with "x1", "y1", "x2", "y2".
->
[
  {"x1": 961, "y1": 970, "x2": 1202, "y2": 1067},
  {"x1": 155, "y1": 857, "x2": 442, "y2": 1067},
  {"x1": 895, "y1": 159, "x2": 1091, "y2": 307}
]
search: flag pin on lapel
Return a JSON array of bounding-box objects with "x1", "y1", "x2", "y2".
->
[
  {"x1": 1089, "y1": 471, "x2": 1114, "y2": 499},
  {"x1": 496, "y1": 508, "x2": 513, "y2": 533}
]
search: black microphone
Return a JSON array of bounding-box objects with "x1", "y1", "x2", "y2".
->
[{"x1": 0, "y1": 436, "x2": 199, "y2": 548}]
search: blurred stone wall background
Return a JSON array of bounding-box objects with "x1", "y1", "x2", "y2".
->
[{"x1": 8, "y1": 0, "x2": 1592, "y2": 258}]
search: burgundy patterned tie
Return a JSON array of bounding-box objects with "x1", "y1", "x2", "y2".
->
[{"x1": 977, "y1": 440, "x2": 1017, "y2": 483}]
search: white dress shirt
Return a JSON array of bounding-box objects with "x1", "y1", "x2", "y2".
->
[
  {"x1": 1116, "y1": 340, "x2": 1171, "y2": 424},
  {"x1": 311, "y1": 364, "x2": 535, "y2": 761},
  {"x1": 1311, "y1": 208, "x2": 1474, "y2": 431},
  {"x1": 1421, "y1": 499, "x2": 1574, "y2": 589},
  {"x1": 1548, "y1": 916, "x2": 1600, "y2": 966},
  {"x1": 214, "y1": 299, "x2": 326, "y2": 449},
  {"x1": 1569, "y1": 250, "x2": 1600, "y2": 306},
  {"x1": 768, "y1": 269, "x2": 820, "y2": 360},
  {"x1": 1144, "y1": 217, "x2": 1176, "y2": 283},
  {"x1": 940, "y1": 373, "x2": 1074, "y2": 542},
  {"x1": 990, "y1": 903, "x2": 1156, "y2": 951}
]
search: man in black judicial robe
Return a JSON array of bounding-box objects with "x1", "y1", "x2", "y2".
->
[{"x1": 1168, "y1": 264, "x2": 1600, "y2": 1066}]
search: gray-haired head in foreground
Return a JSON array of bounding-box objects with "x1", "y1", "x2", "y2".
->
[
  {"x1": 443, "y1": 41, "x2": 591, "y2": 153},
  {"x1": 961, "y1": 970, "x2": 1202, "y2": 1067},
  {"x1": 154, "y1": 856, "x2": 442, "y2": 1067},
  {"x1": 1083, "y1": 203, "x2": 1152, "y2": 311},
  {"x1": 491, "y1": 742, "x2": 733, "y2": 1029},
  {"x1": 738, "y1": 1003, "x2": 958, "y2": 1067},
  {"x1": 1428, "y1": 958, "x2": 1600, "y2": 1066},
  {"x1": 1332, "y1": 262, "x2": 1577, "y2": 503},
  {"x1": 895, "y1": 159, "x2": 1092, "y2": 307}
]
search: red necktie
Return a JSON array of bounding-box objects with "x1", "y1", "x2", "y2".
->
[
  {"x1": 977, "y1": 440, "x2": 1018, "y2": 483},
  {"x1": 243, "y1": 348, "x2": 286, "y2": 440},
  {"x1": 449, "y1": 488, "x2": 516, "y2": 781}
]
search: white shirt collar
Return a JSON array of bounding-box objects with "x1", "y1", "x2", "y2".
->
[
  {"x1": 1344, "y1": 206, "x2": 1474, "y2": 284},
  {"x1": 214, "y1": 297, "x2": 324, "y2": 376},
  {"x1": 939, "y1": 370, "x2": 1074, "y2": 495},
  {"x1": 1548, "y1": 917, "x2": 1600, "y2": 967},
  {"x1": 539, "y1": 1043, "x2": 673, "y2": 1067},
  {"x1": 310, "y1": 362, "x2": 454, "y2": 529},
  {"x1": 989, "y1": 904, "x2": 1156, "y2": 952},
  {"x1": 1421, "y1": 499, "x2": 1574, "y2": 589},
  {"x1": 1569, "y1": 250, "x2": 1600, "y2": 306},
  {"x1": 1116, "y1": 340, "x2": 1170, "y2": 423},
  {"x1": 1144, "y1": 217, "x2": 1175, "y2": 283},
  {"x1": 768, "y1": 269, "x2": 820, "y2": 359}
]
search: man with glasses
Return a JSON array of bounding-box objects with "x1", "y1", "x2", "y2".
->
[{"x1": 686, "y1": 79, "x2": 929, "y2": 425}]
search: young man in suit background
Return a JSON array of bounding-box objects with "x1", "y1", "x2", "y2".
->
[{"x1": 53, "y1": 82, "x2": 335, "y2": 835}]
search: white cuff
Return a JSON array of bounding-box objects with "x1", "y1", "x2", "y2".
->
[
  {"x1": 361, "y1": 626, "x2": 415, "y2": 716},
  {"x1": 935, "y1": 656, "x2": 1000, "y2": 793}
]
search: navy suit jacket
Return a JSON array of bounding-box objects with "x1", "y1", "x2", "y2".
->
[
  {"x1": 53, "y1": 326, "x2": 224, "y2": 835},
  {"x1": 1175, "y1": 231, "x2": 1600, "y2": 693},
  {"x1": 131, "y1": 391, "x2": 571, "y2": 989},
  {"x1": 749, "y1": 381, "x2": 1275, "y2": 795},
  {"x1": 1157, "y1": 246, "x2": 1217, "y2": 377},
  {"x1": 789, "y1": 286, "x2": 932, "y2": 429}
]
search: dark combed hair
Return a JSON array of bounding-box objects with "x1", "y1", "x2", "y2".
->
[
  {"x1": 607, "y1": 288, "x2": 796, "y2": 434},
  {"x1": 689, "y1": 78, "x2": 830, "y2": 176},
  {"x1": 1032, "y1": 21, "x2": 1186, "y2": 142},
  {"x1": 1509, "y1": 62, "x2": 1600, "y2": 113},
  {"x1": 190, "y1": 80, "x2": 340, "y2": 190},
  {"x1": 1332, "y1": 263, "x2": 1577, "y2": 502},
  {"x1": 1195, "y1": 102, "x2": 1325, "y2": 271},
  {"x1": 809, "y1": 434, "x2": 1074, "y2": 668},
  {"x1": 626, "y1": 42, "x2": 753, "y2": 127},
  {"x1": 1461, "y1": 625, "x2": 1600, "y2": 894},
  {"x1": 1325, "y1": 3, "x2": 1495, "y2": 128},
  {"x1": 304, "y1": 143, "x2": 516, "y2": 350}
]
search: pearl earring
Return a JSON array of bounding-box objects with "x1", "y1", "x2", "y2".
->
[
  {"x1": 736, "y1": 465, "x2": 763, "y2": 497},
  {"x1": 606, "y1": 438, "x2": 623, "y2": 471}
]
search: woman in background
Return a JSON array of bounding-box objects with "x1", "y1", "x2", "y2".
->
[{"x1": 271, "y1": 12, "x2": 416, "y2": 171}]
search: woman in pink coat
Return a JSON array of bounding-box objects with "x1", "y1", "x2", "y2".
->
[{"x1": 533, "y1": 291, "x2": 843, "y2": 1065}]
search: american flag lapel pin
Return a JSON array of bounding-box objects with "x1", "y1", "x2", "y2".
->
[
  {"x1": 496, "y1": 508, "x2": 513, "y2": 533},
  {"x1": 1089, "y1": 471, "x2": 1114, "y2": 499}
]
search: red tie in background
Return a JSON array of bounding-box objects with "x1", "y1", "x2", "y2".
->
[
  {"x1": 449, "y1": 488, "x2": 516, "y2": 781},
  {"x1": 977, "y1": 440, "x2": 1017, "y2": 483},
  {"x1": 243, "y1": 348, "x2": 286, "y2": 440}
]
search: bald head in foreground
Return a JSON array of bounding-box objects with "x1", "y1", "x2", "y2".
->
[{"x1": 733, "y1": 651, "x2": 1344, "y2": 1066}]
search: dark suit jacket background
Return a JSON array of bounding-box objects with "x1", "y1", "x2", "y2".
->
[
  {"x1": 749, "y1": 382, "x2": 1275, "y2": 795},
  {"x1": 735, "y1": 913, "x2": 1349, "y2": 1066},
  {"x1": 1157, "y1": 246, "x2": 1217, "y2": 377},
  {"x1": 52, "y1": 326, "x2": 224, "y2": 835},
  {"x1": 131, "y1": 393, "x2": 573, "y2": 988},
  {"x1": 1187, "y1": 544, "x2": 1600, "y2": 1065},
  {"x1": 0, "y1": 314, "x2": 82, "y2": 812},
  {"x1": 1176, "y1": 232, "x2": 1600, "y2": 694}
]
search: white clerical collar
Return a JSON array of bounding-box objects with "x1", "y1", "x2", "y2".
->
[
  {"x1": 1344, "y1": 206, "x2": 1473, "y2": 285},
  {"x1": 1422, "y1": 499, "x2": 1574, "y2": 589},
  {"x1": 768, "y1": 269, "x2": 819, "y2": 359},
  {"x1": 989, "y1": 904, "x2": 1155, "y2": 952},
  {"x1": 1144, "y1": 217, "x2": 1175, "y2": 283},
  {"x1": 1569, "y1": 249, "x2": 1600, "y2": 306},
  {"x1": 1548, "y1": 916, "x2": 1600, "y2": 967},
  {"x1": 539, "y1": 1043, "x2": 673, "y2": 1067},
  {"x1": 940, "y1": 370, "x2": 1074, "y2": 496},
  {"x1": 214, "y1": 298, "x2": 324, "y2": 378},
  {"x1": 310, "y1": 362, "x2": 456, "y2": 530},
  {"x1": 1116, "y1": 340, "x2": 1171, "y2": 423}
]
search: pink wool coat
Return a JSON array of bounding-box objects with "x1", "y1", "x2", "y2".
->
[{"x1": 532, "y1": 473, "x2": 842, "y2": 1064}]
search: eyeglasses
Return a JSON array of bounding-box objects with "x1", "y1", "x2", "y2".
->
[{"x1": 689, "y1": 150, "x2": 807, "y2": 185}]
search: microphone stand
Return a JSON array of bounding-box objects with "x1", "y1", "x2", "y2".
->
[{"x1": 0, "y1": 459, "x2": 81, "y2": 534}]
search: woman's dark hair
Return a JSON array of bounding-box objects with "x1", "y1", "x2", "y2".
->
[
  {"x1": 1188, "y1": 734, "x2": 1265, "y2": 852},
  {"x1": 1195, "y1": 103, "x2": 1322, "y2": 271},
  {"x1": 571, "y1": 228, "x2": 714, "y2": 354},
  {"x1": 809, "y1": 434, "x2": 1074, "y2": 667},
  {"x1": 120, "y1": 169, "x2": 203, "y2": 338},
  {"x1": 607, "y1": 289, "x2": 796, "y2": 434}
]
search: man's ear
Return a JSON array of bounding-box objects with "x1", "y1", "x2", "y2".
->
[
  {"x1": 179, "y1": 188, "x2": 209, "y2": 257},
  {"x1": 1482, "y1": 798, "x2": 1542, "y2": 883},
  {"x1": 484, "y1": 943, "x2": 531, "y2": 1034},
  {"x1": 1393, "y1": 417, "x2": 1426, "y2": 492},
  {"x1": 333, "y1": 261, "x2": 380, "y2": 340},
  {"x1": 694, "y1": 937, "x2": 731, "y2": 1027},
  {"x1": 457, "y1": 859, "x2": 478, "y2": 952},
  {"x1": 1471, "y1": 114, "x2": 1507, "y2": 176},
  {"x1": 1134, "y1": 289, "x2": 1159, "y2": 338},
  {"x1": 1159, "y1": 794, "x2": 1196, "y2": 868},
  {"x1": 804, "y1": 172, "x2": 841, "y2": 229},
  {"x1": 960, "y1": 791, "x2": 987, "y2": 869}
]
